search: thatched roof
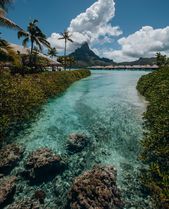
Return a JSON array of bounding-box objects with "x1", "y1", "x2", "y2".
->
[
  {"x1": 10, "y1": 44, "x2": 30, "y2": 54},
  {"x1": 10, "y1": 44, "x2": 62, "y2": 66}
]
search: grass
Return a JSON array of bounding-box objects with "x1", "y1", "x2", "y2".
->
[
  {"x1": 137, "y1": 67, "x2": 169, "y2": 209},
  {"x1": 0, "y1": 69, "x2": 91, "y2": 145}
]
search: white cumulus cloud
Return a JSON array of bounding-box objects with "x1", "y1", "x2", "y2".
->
[
  {"x1": 47, "y1": 0, "x2": 122, "y2": 53},
  {"x1": 103, "y1": 26, "x2": 169, "y2": 62},
  {"x1": 48, "y1": 1, "x2": 169, "y2": 62}
]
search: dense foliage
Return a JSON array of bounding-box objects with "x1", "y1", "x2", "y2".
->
[
  {"x1": 0, "y1": 69, "x2": 91, "y2": 144},
  {"x1": 156, "y1": 52, "x2": 169, "y2": 68},
  {"x1": 137, "y1": 67, "x2": 169, "y2": 209}
]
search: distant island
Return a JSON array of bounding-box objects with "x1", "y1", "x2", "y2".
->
[{"x1": 69, "y1": 42, "x2": 157, "y2": 68}]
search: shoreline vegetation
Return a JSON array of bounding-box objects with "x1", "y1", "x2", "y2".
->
[
  {"x1": 0, "y1": 1, "x2": 168, "y2": 209},
  {"x1": 0, "y1": 69, "x2": 91, "y2": 145},
  {"x1": 137, "y1": 67, "x2": 169, "y2": 209}
]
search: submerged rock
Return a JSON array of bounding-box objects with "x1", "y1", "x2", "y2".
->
[
  {"x1": 34, "y1": 190, "x2": 46, "y2": 204},
  {"x1": 67, "y1": 133, "x2": 90, "y2": 153},
  {"x1": 0, "y1": 144, "x2": 24, "y2": 174},
  {"x1": 0, "y1": 176, "x2": 16, "y2": 208},
  {"x1": 24, "y1": 148, "x2": 66, "y2": 182},
  {"x1": 7, "y1": 199, "x2": 40, "y2": 209},
  {"x1": 65, "y1": 165, "x2": 124, "y2": 209},
  {"x1": 0, "y1": 173, "x2": 4, "y2": 178}
]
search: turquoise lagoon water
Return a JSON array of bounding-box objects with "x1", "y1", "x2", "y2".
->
[{"x1": 11, "y1": 70, "x2": 153, "y2": 208}]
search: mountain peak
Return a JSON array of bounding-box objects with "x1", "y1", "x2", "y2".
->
[
  {"x1": 69, "y1": 43, "x2": 114, "y2": 67},
  {"x1": 81, "y1": 42, "x2": 90, "y2": 50}
]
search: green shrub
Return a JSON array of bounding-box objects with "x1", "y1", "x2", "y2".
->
[
  {"x1": 137, "y1": 67, "x2": 169, "y2": 209},
  {"x1": 0, "y1": 69, "x2": 91, "y2": 144}
]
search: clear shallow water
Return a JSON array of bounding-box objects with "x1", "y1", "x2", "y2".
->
[{"x1": 13, "y1": 70, "x2": 152, "y2": 208}]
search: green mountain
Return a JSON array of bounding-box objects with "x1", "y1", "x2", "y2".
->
[
  {"x1": 69, "y1": 42, "x2": 114, "y2": 67},
  {"x1": 119, "y1": 57, "x2": 156, "y2": 65},
  {"x1": 69, "y1": 42, "x2": 156, "y2": 67}
]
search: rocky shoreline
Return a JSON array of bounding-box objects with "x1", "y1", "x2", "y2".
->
[
  {"x1": 0, "y1": 133, "x2": 125, "y2": 209},
  {"x1": 0, "y1": 131, "x2": 154, "y2": 209}
]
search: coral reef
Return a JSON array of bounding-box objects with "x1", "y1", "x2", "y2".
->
[
  {"x1": 0, "y1": 176, "x2": 16, "y2": 208},
  {"x1": 67, "y1": 133, "x2": 90, "y2": 153},
  {"x1": 24, "y1": 148, "x2": 66, "y2": 181},
  {"x1": 0, "y1": 144, "x2": 24, "y2": 174},
  {"x1": 65, "y1": 165, "x2": 124, "y2": 209},
  {"x1": 34, "y1": 190, "x2": 46, "y2": 204},
  {"x1": 7, "y1": 198, "x2": 40, "y2": 209}
]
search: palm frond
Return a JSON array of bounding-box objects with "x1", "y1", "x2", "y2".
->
[
  {"x1": 0, "y1": 0, "x2": 13, "y2": 11},
  {"x1": 58, "y1": 30, "x2": 73, "y2": 43},
  {"x1": 18, "y1": 30, "x2": 29, "y2": 39},
  {"x1": 0, "y1": 38, "x2": 8, "y2": 47},
  {"x1": 22, "y1": 37, "x2": 29, "y2": 48},
  {"x1": 0, "y1": 8, "x2": 5, "y2": 16},
  {"x1": 0, "y1": 16, "x2": 22, "y2": 30},
  {"x1": 68, "y1": 33, "x2": 72, "y2": 37},
  {"x1": 60, "y1": 32, "x2": 64, "y2": 36},
  {"x1": 58, "y1": 37, "x2": 64, "y2": 40},
  {"x1": 68, "y1": 38, "x2": 73, "y2": 43},
  {"x1": 33, "y1": 19, "x2": 38, "y2": 24},
  {"x1": 34, "y1": 37, "x2": 43, "y2": 52},
  {"x1": 38, "y1": 37, "x2": 51, "y2": 49}
]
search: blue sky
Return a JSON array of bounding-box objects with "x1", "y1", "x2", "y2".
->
[{"x1": 1, "y1": 0, "x2": 169, "y2": 62}]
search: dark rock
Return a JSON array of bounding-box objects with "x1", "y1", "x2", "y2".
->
[
  {"x1": 0, "y1": 144, "x2": 24, "y2": 174},
  {"x1": 67, "y1": 133, "x2": 90, "y2": 153},
  {"x1": 65, "y1": 165, "x2": 124, "y2": 209},
  {"x1": 34, "y1": 190, "x2": 46, "y2": 204},
  {"x1": 0, "y1": 176, "x2": 16, "y2": 208},
  {"x1": 7, "y1": 199, "x2": 40, "y2": 209},
  {"x1": 24, "y1": 148, "x2": 66, "y2": 182},
  {"x1": 0, "y1": 173, "x2": 4, "y2": 178}
]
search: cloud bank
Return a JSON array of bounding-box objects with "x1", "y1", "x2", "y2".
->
[
  {"x1": 48, "y1": 0, "x2": 169, "y2": 62},
  {"x1": 103, "y1": 26, "x2": 169, "y2": 62},
  {"x1": 48, "y1": 0, "x2": 122, "y2": 53}
]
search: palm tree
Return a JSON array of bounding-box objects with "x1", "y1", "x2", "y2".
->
[
  {"x1": 58, "y1": 30, "x2": 73, "y2": 70},
  {"x1": 68, "y1": 56, "x2": 75, "y2": 70},
  {"x1": 0, "y1": 0, "x2": 13, "y2": 10},
  {"x1": 0, "y1": 1, "x2": 22, "y2": 70},
  {"x1": 0, "y1": 0, "x2": 22, "y2": 30},
  {"x1": 18, "y1": 19, "x2": 51, "y2": 64},
  {"x1": 48, "y1": 47, "x2": 58, "y2": 59}
]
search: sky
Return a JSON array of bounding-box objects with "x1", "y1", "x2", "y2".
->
[{"x1": 1, "y1": 0, "x2": 169, "y2": 62}]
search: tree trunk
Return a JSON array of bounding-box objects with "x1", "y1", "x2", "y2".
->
[
  {"x1": 30, "y1": 39, "x2": 34, "y2": 65},
  {"x1": 64, "y1": 39, "x2": 67, "y2": 70}
]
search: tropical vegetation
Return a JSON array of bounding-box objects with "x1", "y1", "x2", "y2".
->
[
  {"x1": 0, "y1": 69, "x2": 91, "y2": 145},
  {"x1": 0, "y1": 0, "x2": 21, "y2": 30},
  {"x1": 1, "y1": 2, "x2": 168, "y2": 208},
  {"x1": 59, "y1": 30, "x2": 73, "y2": 69},
  {"x1": 0, "y1": 1, "x2": 89, "y2": 146},
  {"x1": 156, "y1": 52, "x2": 169, "y2": 67},
  {"x1": 58, "y1": 56, "x2": 75, "y2": 70},
  {"x1": 137, "y1": 67, "x2": 169, "y2": 209},
  {"x1": 0, "y1": 0, "x2": 22, "y2": 66},
  {"x1": 48, "y1": 47, "x2": 58, "y2": 59},
  {"x1": 18, "y1": 19, "x2": 51, "y2": 65}
]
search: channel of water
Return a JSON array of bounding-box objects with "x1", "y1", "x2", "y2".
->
[{"x1": 10, "y1": 70, "x2": 152, "y2": 208}]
